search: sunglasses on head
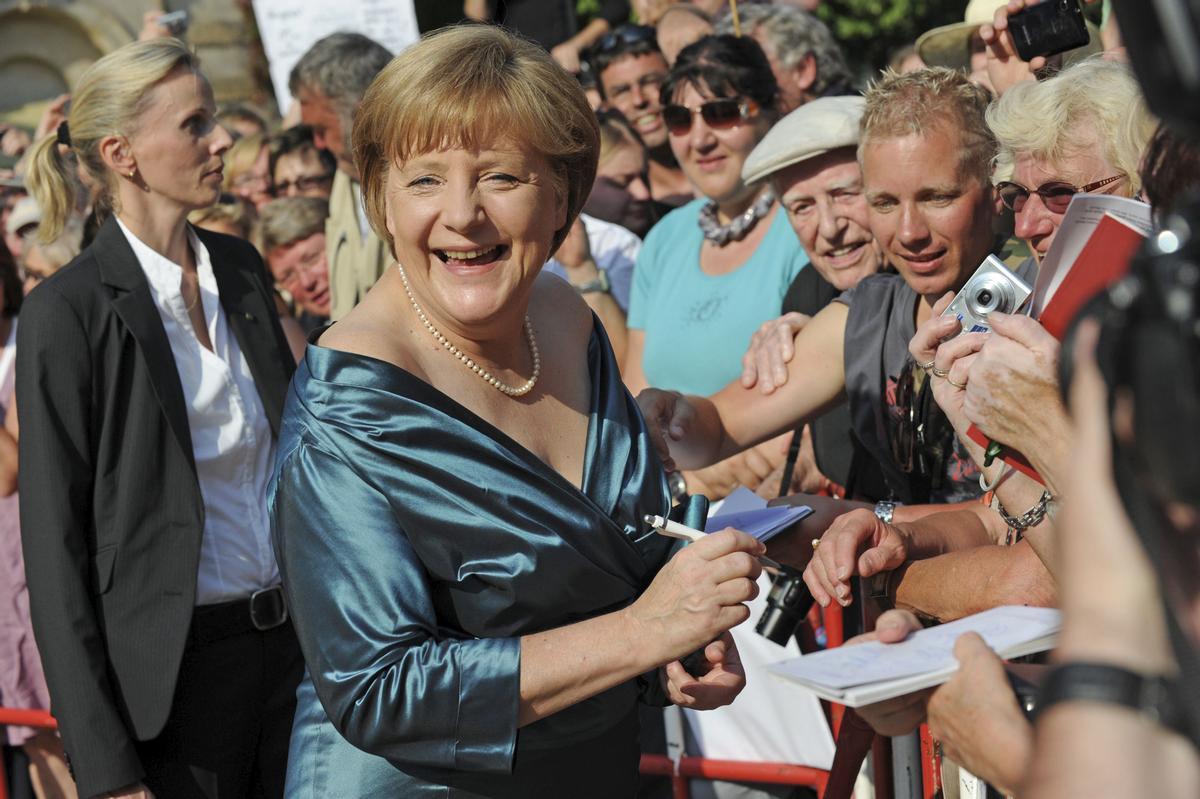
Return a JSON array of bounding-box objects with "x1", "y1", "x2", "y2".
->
[
  {"x1": 661, "y1": 99, "x2": 758, "y2": 136},
  {"x1": 995, "y1": 174, "x2": 1125, "y2": 214},
  {"x1": 593, "y1": 24, "x2": 657, "y2": 55}
]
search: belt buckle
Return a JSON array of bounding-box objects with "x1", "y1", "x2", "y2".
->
[{"x1": 249, "y1": 586, "x2": 288, "y2": 631}]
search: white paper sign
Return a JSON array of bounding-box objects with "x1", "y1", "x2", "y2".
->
[{"x1": 252, "y1": 0, "x2": 419, "y2": 115}]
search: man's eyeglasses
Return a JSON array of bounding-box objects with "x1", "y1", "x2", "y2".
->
[
  {"x1": 995, "y1": 174, "x2": 1125, "y2": 214},
  {"x1": 274, "y1": 172, "x2": 334, "y2": 196},
  {"x1": 661, "y1": 99, "x2": 758, "y2": 136},
  {"x1": 593, "y1": 24, "x2": 657, "y2": 56}
]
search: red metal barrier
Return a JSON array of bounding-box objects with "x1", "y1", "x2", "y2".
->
[
  {"x1": 639, "y1": 602, "x2": 847, "y2": 798},
  {"x1": 0, "y1": 707, "x2": 58, "y2": 799}
]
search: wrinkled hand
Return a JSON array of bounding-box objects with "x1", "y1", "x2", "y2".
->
[
  {"x1": 636, "y1": 388, "x2": 694, "y2": 473},
  {"x1": 33, "y1": 94, "x2": 70, "y2": 145},
  {"x1": 628, "y1": 529, "x2": 764, "y2": 663},
  {"x1": 963, "y1": 312, "x2": 1065, "y2": 458},
  {"x1": 927, "y1": 632, "x2": 1032, "y2": 794},
  {"x1": 910, "y1": 292, "x2": 986, "y2": 434},
  {"x1": 980, "y1": 1, "x2": 1049, "y2": 96},
  {"x1": 803, "y1": 508, "x2": 908, "y2": 608},
  {"x1": 740, "y1": 312, "x2": 811, "y2": 395},
  {"x1": 848, "y1": 610, "x2": 934, "y2": 736},
  {"x1": 664, "y1": 631, "x2": 747, "y2": 709}
]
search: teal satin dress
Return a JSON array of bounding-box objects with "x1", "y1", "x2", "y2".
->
[{"x1": 269, "y1": 319, "x2": 682, "y2": 797}]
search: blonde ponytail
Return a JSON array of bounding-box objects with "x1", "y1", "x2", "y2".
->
[{"x1": 26, "y1": 133, "x2": 78, "y2": 245}]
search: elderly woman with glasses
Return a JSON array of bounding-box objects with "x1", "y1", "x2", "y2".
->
[{"x1": 271, "y1": 25, "x2": 763, "y2": 798}]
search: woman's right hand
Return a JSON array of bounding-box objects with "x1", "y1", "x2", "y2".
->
[
  {"x1": 626, "y1": 528, "x2": 764, "y2": 664},
  {"x1": 636, "y1": 388, "x2": 696, "y2": 473}
]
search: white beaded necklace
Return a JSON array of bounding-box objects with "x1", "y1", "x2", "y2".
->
[{"x1": 395, "y1": 262, "x2": 541, "y2": 397}]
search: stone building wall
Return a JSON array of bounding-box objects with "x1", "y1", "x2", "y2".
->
[{"x1": 0, "y1": 0, "x2": 271, "y2": 127}]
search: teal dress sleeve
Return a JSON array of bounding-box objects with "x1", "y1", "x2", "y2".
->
[{"x1": 272, "y1": 440, "x2": 520, "y2": 772}]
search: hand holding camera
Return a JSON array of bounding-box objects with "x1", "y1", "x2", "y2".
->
[{"x1": 980, "y1": 0, "x2": 1094, "y2": 97}]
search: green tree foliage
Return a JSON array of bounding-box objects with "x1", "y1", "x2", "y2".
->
[{"x1": 816, "y1": 0, "x2": 968, "y2": 74}]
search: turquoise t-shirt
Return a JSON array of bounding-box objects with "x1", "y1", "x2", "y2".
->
[{"x1": 628, "y1": 199, "x2": 809, "y2": 396}]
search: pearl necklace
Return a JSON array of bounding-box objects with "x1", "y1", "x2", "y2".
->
[{"x1": 395, "y1": 262, "x2": 541, "y2": 397}]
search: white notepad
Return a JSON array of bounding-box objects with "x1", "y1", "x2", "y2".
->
[{"x1": 767, "y1": 605, "x2": 1060, "y2": 707}]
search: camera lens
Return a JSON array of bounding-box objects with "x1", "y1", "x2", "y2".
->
[{"x1": 977, "y1": 289, "x2": 994, "y2": 307}]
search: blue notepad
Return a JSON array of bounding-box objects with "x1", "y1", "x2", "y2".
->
[{"x1": 705, "y1": 488, "x2": 812, "y2": 543}]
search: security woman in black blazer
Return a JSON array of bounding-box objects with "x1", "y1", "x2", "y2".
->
[{"x1": 19, "y1": 39, "x2": 299, "y2": 799}]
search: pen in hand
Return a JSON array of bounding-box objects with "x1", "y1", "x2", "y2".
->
[{"x1": 643, "y1": 514, "x2": 784, "y2": 571}]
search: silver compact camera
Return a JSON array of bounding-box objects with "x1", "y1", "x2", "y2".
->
[{"x1": 942, "y1": 255, "x2": 1033, "y2": 334}]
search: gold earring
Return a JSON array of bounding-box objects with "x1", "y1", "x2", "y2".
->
[{"x1": 128, "y1": 170, "x2": 135, "y2": 179}]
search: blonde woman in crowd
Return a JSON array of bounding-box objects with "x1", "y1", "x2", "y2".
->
[{"x1": 21, "y1": 37, "x2": 299, "y2": 799}]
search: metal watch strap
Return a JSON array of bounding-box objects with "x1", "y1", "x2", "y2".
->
[
  {"x1": 573, "y1": 269, "x2": 610, "y2": 295},
  {"x1": 1036, "y1": 662, "x2": 1184, "y2": 733}
]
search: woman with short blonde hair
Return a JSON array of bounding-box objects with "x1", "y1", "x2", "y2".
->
[
  {"x1": 272, "y1": 23, "x2": 760, "y2": 797},
  {"x1": 986, "y1": 58, "x2": 1155, "y2": 262}
]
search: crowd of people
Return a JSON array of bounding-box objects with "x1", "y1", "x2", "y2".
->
[{"x1": 0, "y1": 1, "x2": 1197, "y2": 798}]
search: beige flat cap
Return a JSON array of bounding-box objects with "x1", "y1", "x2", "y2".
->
[{"x1": 742, "y1": 95, "x2": 865, "y2": 185}]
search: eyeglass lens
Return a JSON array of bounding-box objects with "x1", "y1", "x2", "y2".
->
[{"x1": 661, "y1": 99, "x2": 744, "y2": 135}]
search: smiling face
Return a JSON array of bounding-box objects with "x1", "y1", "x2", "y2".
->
[
  {"x1": 862, "y1": 126, "x2": 997, "y2": 301},
  {"x1": 599, "y1": 52, "x2": 670, "y2": 149},
  {"x1": 126, "y1": 67, "x2": 232, "y2": 212},
  {"x1": 667, "y1": 83, "x2": 771, "y2": 207},
  {"x1": 774, "y1": 148, "x2": 883, "y2": 291},
  {"x1": 1010, "y1": 146, "x2": 1126, "y2": 263},
  {"x1": 267, "y1": 231, "x2": 331, "y2": 318},
  {"x1": 384, "y1": 142, "x2": 567, "y2": 335}
]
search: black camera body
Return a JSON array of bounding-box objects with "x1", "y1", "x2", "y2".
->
[
  {"x1": 1009, "y1": 0, "x2": 1091, "y2": 61},
  {"x1": 756, "y1": 566, "x2": 815, "y2": 646}
]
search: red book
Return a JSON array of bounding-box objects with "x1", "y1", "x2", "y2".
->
[
  {"x1": 968, "y1": 213, "x2": 1146, "y2": 485},
  {"x1": 1038, "y1": 213, "x2": 1145, "y2": 339}
]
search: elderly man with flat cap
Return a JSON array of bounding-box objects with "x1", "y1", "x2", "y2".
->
[{"x1": 736, "y1": 96, "x2": 891, "y2": 500}]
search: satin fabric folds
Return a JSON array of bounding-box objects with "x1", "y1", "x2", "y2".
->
[{"x1": 270, "y1": 319, "x2": 673, "y2": 798}]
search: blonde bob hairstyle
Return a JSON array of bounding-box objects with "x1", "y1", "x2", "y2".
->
[
  {"x1": 26, "y1": 38, "x2": 199, "y2": 244},
  {"x1": 353, "y1": 24, "x2": 599, "y2": 257},
  {"x1": 860, "y1": 67, "x2": 996, "y2": 188},
  {"x1": 987, "y1": 58, "x2": 1155, "y2": 195}
]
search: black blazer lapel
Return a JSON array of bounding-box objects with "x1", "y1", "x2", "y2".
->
[
  {"x1": 200, "y1": 230, "x2": 290, "y2": 436},
  {"x1": 92, "y1": 218, "x2": 196, "y2": 473}
]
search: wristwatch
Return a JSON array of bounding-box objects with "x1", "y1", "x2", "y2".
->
[
  {"x1": 873, "y1": 500, "x2": 896, "y2": 525},
  {"x1": 1037, "y1": 662, "x2": 1183, "y2": 733},
  {"x1": 573, "y1": 269, "x2": 610, "y2": 295}
]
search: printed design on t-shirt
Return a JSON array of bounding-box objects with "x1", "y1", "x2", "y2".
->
[{"x1": 683, "y1": 295, "x2": 727, "y2": 325}]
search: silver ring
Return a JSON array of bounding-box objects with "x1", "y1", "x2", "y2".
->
[
  {"x1": 918, "y1": 359, "x2": 936, "y2": 373},
  {"x1": 931, "y1": 365, "x2": 950, "y2": 379},
  {"x1": 946, "y1": 375, "x2": 967, "y2": 390}
]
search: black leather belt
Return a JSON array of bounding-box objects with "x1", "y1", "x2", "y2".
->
[{"x1": 190, "y1": 586, "x2": 289, "y2": 645}]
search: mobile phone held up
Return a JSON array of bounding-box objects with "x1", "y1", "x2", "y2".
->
[
  {"x1": 1008, "y1": 0, "x2": 1091, "y2": 62},
  {"x1": 158, "y1": 10, "x2": 189, "y2": 37}
]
